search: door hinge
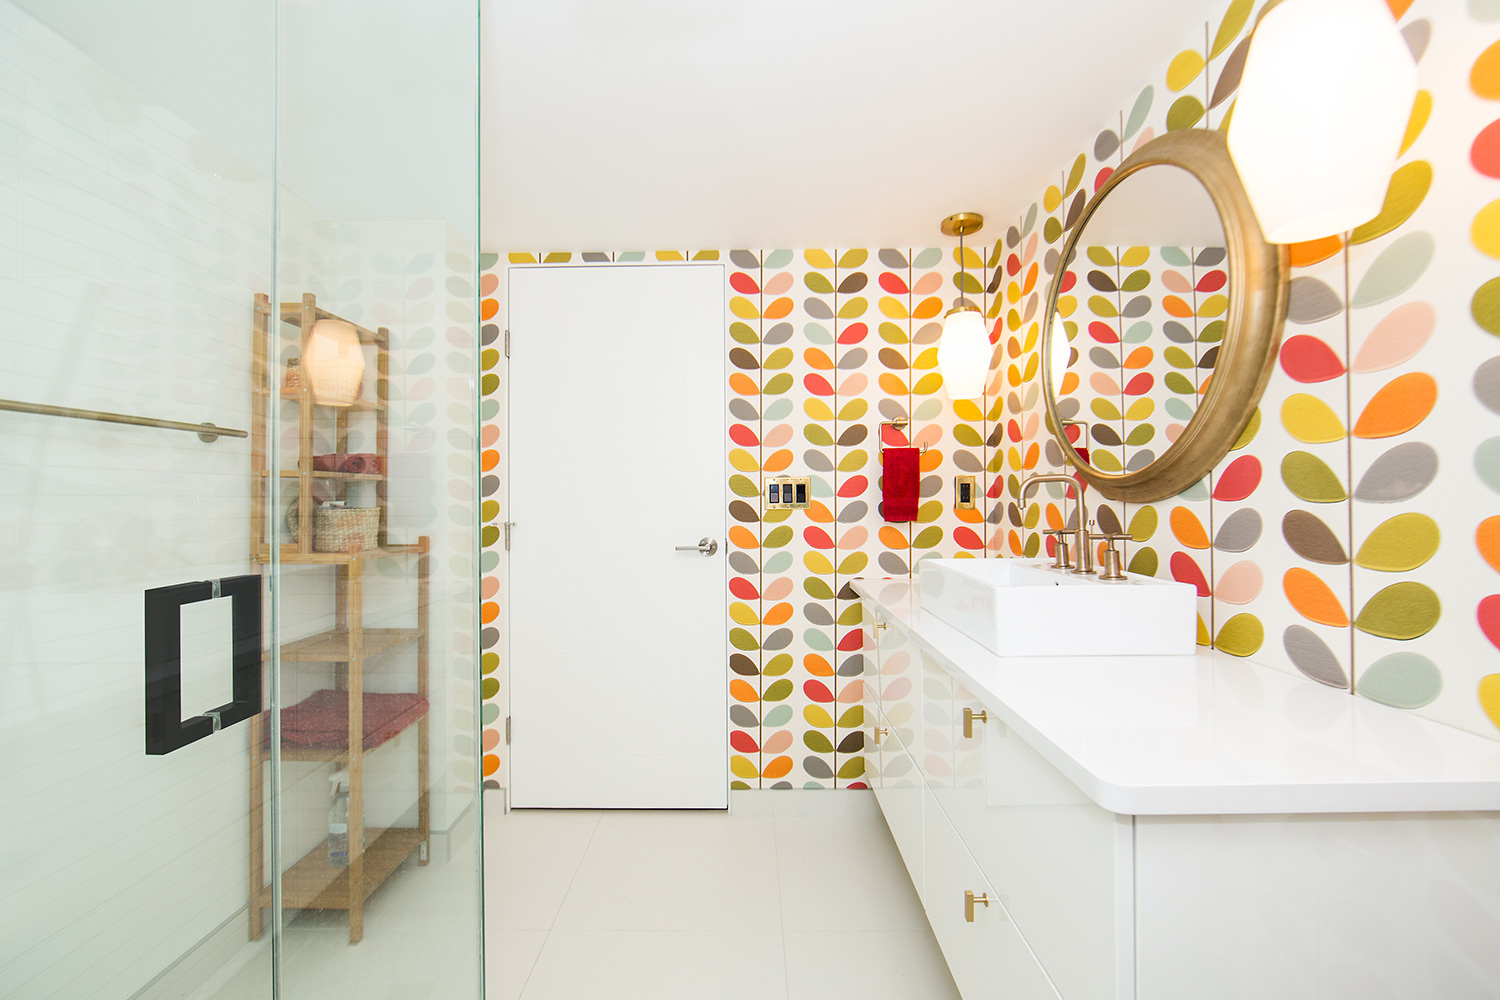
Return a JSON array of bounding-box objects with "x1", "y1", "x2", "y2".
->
[
  {"x1": 504, "y1": 329, "x2": 510, "y2": 358},
  {"x1": 505, "y1": 716, "x2": 511, "y2": 745},
  {"x1": 503, "y1": 521, "x2": 514, "y2": 550}
]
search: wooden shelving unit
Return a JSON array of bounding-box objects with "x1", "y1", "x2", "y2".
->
[{"x1": 247, "y1": 291, "x2": 431, "y2": 945}]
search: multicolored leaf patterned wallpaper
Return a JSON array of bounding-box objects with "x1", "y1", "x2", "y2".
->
[{"x1": 478, "y1": 0, "x2": 1500, "y2": 790}]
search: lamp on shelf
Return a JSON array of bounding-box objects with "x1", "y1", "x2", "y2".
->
[
  {"x1": 304, "y1": 319, "x2": 365, "y2": 407},
  {"x1": 937, "y1": 212, "x2": 991, "y2": 400},
  {"x1": 1227, "y1": 0, "x2": 1418, "y2": 244}
]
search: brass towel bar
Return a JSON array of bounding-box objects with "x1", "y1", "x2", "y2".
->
[
  {"x1": 878, "y1": 418, "x2": 928, "y2": 454},
  {"x1": 0, "y1": 398, "x2": 247, "y2": 443}
]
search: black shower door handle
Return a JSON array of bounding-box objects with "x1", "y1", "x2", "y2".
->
[{"x1": 144, "y1": 575, "x2": 262, "y2": 755}]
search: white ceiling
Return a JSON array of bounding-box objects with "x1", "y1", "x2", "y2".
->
[{"x1": 482, "y1": 0, "x2": 1227, "y2": 253}]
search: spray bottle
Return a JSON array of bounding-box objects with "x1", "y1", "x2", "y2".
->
[{"x1": 328, "y1": 769, "x2": 351, "y2": 867}]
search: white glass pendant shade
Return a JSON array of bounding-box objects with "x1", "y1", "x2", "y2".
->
[
  {"x1": 938, "y1": 306, "x2": 990, "y2": 399},
  {"x1": 1228, "y1": 0, "x2": 1417, "y2": 244},
  {"x1": 305, "y1": 319, "x2": 365, "y2": 406}
]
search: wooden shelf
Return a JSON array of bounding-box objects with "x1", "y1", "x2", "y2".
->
[
  {"x1": 278, "y1": 827, "x2": 423, "y2": 911},
  {"x1": 278, "y1": 303, "x2": 386, "y2": 346},
  {"x1": 255, "y1": 542, "x2": 427, "y2": 565},
  {"x1": 262, "y1": 469, "x2": 385, "y2": 482},
  {"x1": 281, "y1": 627, "x2": 424, "y2": 662},
  {"x1": 250, "y1": 292, "x2": 427, "y2": 946},
  {"x1": 277, "y1": 388, "x2": 387, "y2": 411}
]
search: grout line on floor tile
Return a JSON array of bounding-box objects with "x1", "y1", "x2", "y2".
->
[
  {"x1": 772, "y1": 813, "x2": 791, "y2": 999},
  {"x1": 517, "y1": 812, "x2": 604, "y2": 999}
]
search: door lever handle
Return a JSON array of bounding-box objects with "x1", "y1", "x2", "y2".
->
[{"x1": 675, "y1": 537, "x2": 718, "y2": 556}]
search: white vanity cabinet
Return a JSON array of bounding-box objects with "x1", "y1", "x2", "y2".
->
[
  {"x1": 923, "y1": 647, "x2": 1132, "y2": 1000},
  {"x1": 922, "y1": 785, "x2": 1062, "y2": 1000},
  {"x1": 855, "y1": 577, "x2": 1500, "y2": 1000},
  {"x1": 864, "y1": 621, "x2": 924, "y2": 892},
  {"x1": 865, "y1": 615, "x2": 1125, "y2": 1000}
]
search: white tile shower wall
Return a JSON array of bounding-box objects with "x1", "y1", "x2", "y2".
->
[{"x1": 0, "y1": 5, "x2": 272, "y2": 998}]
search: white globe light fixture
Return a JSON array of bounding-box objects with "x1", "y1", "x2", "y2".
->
[
  {"x1": 937, "y1": 212, "x2": 992, "y2": 400},
  {"x1": 1227, "y1": 0, "x2": 1418, "y2": 244},
  {"x1": 305, "y1": 318, "x2": 366, "y2": 407}
]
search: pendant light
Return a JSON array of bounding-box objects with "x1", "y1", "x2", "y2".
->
[
  {"x1": 1227, "y1": 0, "x2": 1417, "y2": 244},
  {"x1": 305, "y1": 318, "x2": 366, "y2": 407},
  {"x1": 938, "y1": 212, "x2": 991, "y2": 400}
]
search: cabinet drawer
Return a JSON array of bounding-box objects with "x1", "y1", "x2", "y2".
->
[
  {"x1": 923, "y1": 786, "x2": 1062, "y2": 1000},
  {"x1": 871, "y1": 615, "x2": 922, "y2": 721},
  {"x1": 869, "y1": 699, "x2": 925, "y2": 898},
  {"x1": 925, "y1": 655, "x2": 1133, "y2": 1000}
]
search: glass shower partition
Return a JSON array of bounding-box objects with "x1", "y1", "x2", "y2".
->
[
  {"x1": 268, "y1": 1, "x2": 483, "y2": 997},
  {"x1": 0, "y1": 2, "x2": 482, "y2": 998}
]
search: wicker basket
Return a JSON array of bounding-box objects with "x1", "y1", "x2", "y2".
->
[{"x1": 287, "y1": 503, "x2": 380, "y2": 552}]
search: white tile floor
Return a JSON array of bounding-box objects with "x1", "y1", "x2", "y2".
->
[
  {"x1": 192, "y1": 790, "x2": 959, "y2": 999},
  {"x1": 485, "y1": 789, "x2": 961, "y2": 1000}
]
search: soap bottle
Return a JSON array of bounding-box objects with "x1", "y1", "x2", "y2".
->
[{"x1": 327, "y1": 769, "x2": 350, "y2": 867}]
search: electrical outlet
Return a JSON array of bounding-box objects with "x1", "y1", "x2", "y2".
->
[{"x1": 954, "y1": 475, "x2": 977, "y2": 510}]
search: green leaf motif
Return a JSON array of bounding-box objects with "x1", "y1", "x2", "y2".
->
[
  {"x1": 912, "y1": 527, "x2": 944, "y2": 549},
  {"x1": 1211, "y1": 0, "x2": 1253, "y2": 58},
  {"x1": 1165, "y1": 371, "x2": 1196, "y2": 394},
  {"x1": 1354, "y1": 513, "x2": 1439, "y2": 572},
  {"x1": 763, "y1": 525, "x2": 794, "y2": 548},
  {"x1": 1165, "y1": 346, "x2": 1197, "y2": 369},
  {"x1": 763, "y1": 373, "x2": 794, "y2": 395},
  {"x1": 1167, "y1": 95, "x2": 1205, "y2": 131},
  {"x1": 1214, "y1": 613, "x2": 1264, "y2": 656},
  {"x1": 1282, "y1": 451, "x2": 1347, "y2": 503},
  {"x1": 804, "y1": 425, "x2": 834, "y2": 447},
  {"x1": 804, "y1": 731, "x2": 834, "y2": 753},
  {"x1": 804, "y1": 578, "x2": 835, "y2": 600},
  {"x1": 1355, "y1": 582, "x2": 1440, "y2": 639},
  {"x1": 1127, "y1": 548, "x2": 1159, "y2": 576}
]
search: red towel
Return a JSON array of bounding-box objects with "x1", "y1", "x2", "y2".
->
[
  {"x1": 267, "y1": 689, "x2": 429, "y2": 752},
  {"x1": 882, "y1": 447, "x2": 920, "y2": 521},
  {"x1": 311, "y1": 453, "x2": 383, "y2": 475}
]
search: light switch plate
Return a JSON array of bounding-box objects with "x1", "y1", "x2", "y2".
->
[
  {"x1": 766, "y1": 476, "x2": 811, "y2": 510},
  {"x1": 954, "y1": 475, "x2": 977, "y2": 510}
]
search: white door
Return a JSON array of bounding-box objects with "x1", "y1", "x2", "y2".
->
[{"x1": 507, "y1": 264, "x2": 727, "y2": 808}]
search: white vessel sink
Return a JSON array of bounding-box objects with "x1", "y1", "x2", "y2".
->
[{"x1": 917, "y1": 558, "x2": 1197, "y2": 657}]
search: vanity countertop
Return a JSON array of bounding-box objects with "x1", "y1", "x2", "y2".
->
[{"x1": 853, "y1": 576, "x2": 1500, "y2": 816}]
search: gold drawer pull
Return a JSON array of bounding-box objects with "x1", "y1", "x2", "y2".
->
[
  {"x1": 963, "y1": 707, "x2": 988, "y2": 739},
  {"x1": 874, "y1": 621, "x2": 887, "y2": 631},
  {"x1": 872, "y1": 725, "x2": 888, "y2": 746},
  {"x1": 965, "y1": 889, "x2": 991, "y2": 922}
]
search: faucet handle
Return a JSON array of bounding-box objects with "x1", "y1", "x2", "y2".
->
[
  {"x1": 1089, "y1": 529, "x2": 1132, "y2": 581},
  {"x1": 1040, "y1": 528, "x2": 1073, "y2": 570}
]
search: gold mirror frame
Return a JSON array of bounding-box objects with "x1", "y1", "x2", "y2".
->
[{"x1": 1040, "y1": 129, "x2": 1290, "y2": 503}]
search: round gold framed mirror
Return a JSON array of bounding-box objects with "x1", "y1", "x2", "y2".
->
[{"x1": 1040, "y1": 128, "x2": 1290, "y2": 503}]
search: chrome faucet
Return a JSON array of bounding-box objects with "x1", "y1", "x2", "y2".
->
[{"x1": 1019, "y1": 473, "x2": 1093, "y2": 575}]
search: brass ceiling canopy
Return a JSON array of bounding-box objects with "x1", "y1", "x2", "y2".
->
[{"x1": 940, "y1": 212, "x2": 984, "y2": 238}]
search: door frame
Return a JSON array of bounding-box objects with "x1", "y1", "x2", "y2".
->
[{"x1": 503, "y1": 261, "x2": 728, "y2": 806}]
